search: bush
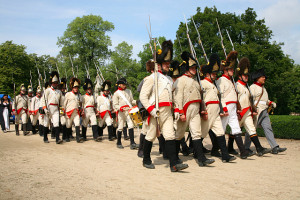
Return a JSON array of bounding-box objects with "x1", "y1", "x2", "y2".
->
[{"x1": 226, "y1": 115, "x2": 300, "y2": 140}]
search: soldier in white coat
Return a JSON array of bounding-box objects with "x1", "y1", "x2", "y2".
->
[{"x1": 31, "y1": 86, "x2": 42, "y2": 135}]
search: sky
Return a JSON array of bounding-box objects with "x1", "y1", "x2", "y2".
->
[{"x1": 0, "y1": 0, "x2": 299, "y2": 64}]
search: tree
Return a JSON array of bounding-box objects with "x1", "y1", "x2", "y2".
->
[
  {"x1": 174, "y1": 7, "x2": 296, "y2": 114},
  {"x1": 0, "y1": 41, "x2": 33, "y2": 96},
  {"x1": 57, "y1": 14, "x2": 114, "y2": 83}
]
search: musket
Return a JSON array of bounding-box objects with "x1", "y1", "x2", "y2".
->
[
  {"x1": 56, "y1": 63, "x2": 61, "y2": 83},
  {"x1": 68, "y1": 53, "x2": 75, "y2": 77},
  {"x1": 191, "y1": 16, "x2": 208, "y2": 62},
  {"x1": 226, "y1": 29, "x2": 239, "y2": 63},
  {"x1": 76, "y1": 65, "x2": 79, "y2": 78},
  {"x1": 145, "y1": 24, "x2": 154, "y2": 54},
  {"x1": 12, "y1": 73, "x2": 16, "y2": 112},
  {"x1": 148, "y1": 16, "x2": 160, "y2": 136},
  {"x1": 35, "y1": 61, "x2": 41, "y2": 88},
  {"x1": 176, "y1": 34, "x2": 183, "y2": 53},
  {"x1": 84, "y1": 64, "x2": 90, "y2": 79},
  {"x1": 114, "y1": 65, "x2": 119, "y2": 80},
  {"x1": 216, "y1": 18, "x2": 227, "y2": 58},
  {"x1": 64, "y1": 67, "x2": 69, "y2": 91},
  {"x1": 216, "y1": 19, "x2": 242, "y2": 112},
  {"x1": 85, "y1": 57, "x2": 91, "y2": 79},
  {"x1": 96, "y1": 60, "x2": 105, "y2": 82},
  {"x1": 184, "y1": 15, "x2": 207, "y2": 114},
  {"x1": 29, "y1": 70, "x2": 33, "y2": 89}
]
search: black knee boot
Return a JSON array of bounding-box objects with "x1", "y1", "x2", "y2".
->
[
  {"x1": 82, "y1": 126, "x2": 87, "y2": 141},
  {"x1": 216, "y1": 135, "x2": 236, "y2": 162},
  {"x1": 165, "y1": 140, "x2": 189, "y2": 172},
  {"x1": 250, "y1": 134, "x2": 271, "y2": 156},
  {"x1": 175, "y1": 140, "x2": 182, "y2": 163},
  {"x1": 137, "y1": 133, "x2": 145, "y2": 158},
  {"x1": 62, "y1": 125, "x2": 66, "y2": 140},
  {"x1": 43, "y1": 126, "x2": 49, "y2": 143},
  {"x1": 51, "y1": 127, "x2": 55, "y2": 139},
  {"x1": 98, "y1": 126, "x2": 103, "y2": 139},
  {"x1": 32, "y1": 125, "x2": 36, "y2": 134},
  {"x1": 228, "y1": 134, "x2": 238, "y2": 155},
  {"x1": 23, "y1": 124, "x2": 29, "y2": 136},
  {"x1": 65, "y1": 128, "x2": 71, "y2": 142},
  {"x1": 116, "y1": 131, "x2": 123, "y2": 148},
  {"x1": 76, "y1": 126, "x2": 83, "y2": 143},
  {"x1": 39, "y1": 125, "x2": 44, "y2": 136},
  {"x1": 180, "y1": 137, "x2": 190, "y2": 156},
  {"x1": 123, "y1": 126, "x2": 129, "y2": 140},
  {"x1": 55, "y1": 127, "x2": 63, "y2": 144},
  {"x1": 107, "y1": 126, "x2": 114, "y2": 141},
  {"x1": 234, "y1": 134, "x2": 251, "y2": 159},
  {"x1": 193, "y1": 139, "x2": 215, "y2": 167},
  {"x1": 92, "y1": 125, "x2": 101, "y2": 141},
  {"x1": 158, "y1": 135, "x2": 167, "y2": 159},
  {"x1": 143, "y1": 139, "x2": 154, "y2": 169},
  {"x1": 200, "y1": 138, "x2": 211, "y2": 154},
  {"x1": 129, "y1": 128, "x2": 137, "y2": 149},
  {"x1": 209, "y1": 130, "x2": 221, "y2": 157},
  {"x1": 113, "y1": 126, "x2": 117, "y2": 139},
  {"x1": 15, "y1": 124, "x2": 19, "y2": 136}
]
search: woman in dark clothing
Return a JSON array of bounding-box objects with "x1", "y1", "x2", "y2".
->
[{"x1": 0, "y1": 94, "x2": 11, "y2": 132}]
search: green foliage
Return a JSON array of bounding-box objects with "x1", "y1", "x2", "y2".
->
[
  {"x1": 256, "y1": 115, "x2": 300, "y2": 140},
  {"x1": 174, "y1": 6, "x2": 298, "y2": 114}
]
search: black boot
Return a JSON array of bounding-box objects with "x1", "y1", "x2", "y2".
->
[
  {"x1": 228, "y1": 134, "x2": 239, "y2": 155},
  {"x1": 216, "y1": 135, "x2": 236, "y2": 162},
  {"x1": 165, "y1": 140, "x2": 189, "y2": 172},
  {"x1": 39, "y1": 125, "x2": 44, "y2": 136},
  {"x1": 107, "y1": 126, "x2": 114, "y2": 141},
  {"x1": 129, "y1": 128, "x2": 137, "y2": 150},
  {"x1": 98, "y1": 126, "x2": 103, "y2": 140},
  {"x1": 200, "y1": 138, "x2": 211, "y2": 154},
  {"x1": 32, "y1": 125, "x2": 37, "y2": 134},
  {"x1": 143, "y1": 140, "x2": 154, "y2": 169},
  {"x1": 55, "y1": 127, "x2": 63, "y2": 144},
  {"x1": 15, "y1": 124, "x2": 19, "y2": 136},
  {"x1": 175, "y1": 140, "x2": 183, "y2": 163},
  {"x1": 235, "y1": 134, "x2": 251, "y2": 159},
  {"x1": 250, "y1": 134, "x2": 271, "y2": 156},
  {"x1": 137, "y1": 133, "x2": 145, "y2": 158},
  {"x1": 158, "y1": 135, "x2": 168, "y2": 159},
  {"x1": 43, "y1": 126, "x2": 49, "y2": 143},
  {"x1": 209, "y1": 130, "x2": 221, "y2": 157},
  {"x1": 62, "y1": 125, "x2": 67, "y2": 140},
  {"x1": 92, "y1": 125, "x2": 101, "y2": 142},
  {"x1": 65, "y1": 128, "x2": 71, "y2": 142},
  {"x1": 51, "y1": 127, "x2": 55, "y2": 139},
  {"x1": 69, "y1": 128, "x2": 74, "y2": 139},
  {"x1": 188, "y1": 134, "x2": 194, "y2": 153},
  {"x1": 193, "y1": 139, "x2": 215, "y2": 167},
  {"x1": 23, "y1": 124, "x2": 29, "y2": 136},
  {"x1": 180, "y1": 137, "x2": 190, "y2": 156},
  {"x1": 112, "y1": 126, "x2": 117, "y2": 139},
  {"x1": 123, "y1": 126, "x2": 129, "y2": 140},
  {"x1": 116, "y1": 131, "x2": 123, "y2": 149},
  {"x1": 75, "y1": 126, "x2": 83, "y2": 143},
  {"x1": 82, "y1": 126, "x2": 87, "y2": 141}
]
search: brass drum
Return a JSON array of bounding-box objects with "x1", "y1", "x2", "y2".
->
[{"x1": 128, "y1": 106, "x2": 143, "y2": 126}]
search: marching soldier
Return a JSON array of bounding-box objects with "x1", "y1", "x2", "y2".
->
[
  {"x1": 64, "y1": 77, "x2": 84, "y2": 143},
  {"x1": 173, "y1": 51, "x2": 215, "y2": 166},
  {"x1": 39, "y1": 82, "x2": 51, "y2": 137},
  {"x1": 112, "y1": 77, "x2": 137, "y2": 149},
  {"x1": 58, "y1": 78, "x2": 68, "y2": 142},
  {"x1": 235, "y1": 58, "x2": 271, "y2": 156},
  {"x1": 12, "y1": 84, "x2": 29, "y2": 136},
  {"x1": 247, "y1": 68, "x2": 287, "y2": 154},
  {"x1": 140, "y1": 40, "x2": 188, "y2": 171},
  {"x1": 41, "y1": 71, "x2": 64, "y2": 144},
  {"x1": 201, "y1": 53, "x2": 236, "y2": 162},
  {"x1": 82, "y1": 78, "x2": 101, "y2": 142},
  {"x1": 97, "y1": 80, "x2": 115, "y2": 141},
  {"x1": 31, "y1": 86, "x2": 42, "y2": 135},
  {"x1": 216, "y1": 51, "x2": 252, "y2": 159}
]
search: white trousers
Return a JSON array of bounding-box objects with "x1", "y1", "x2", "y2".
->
[{"x1": 221, "y1": 103, "x2": 242, "y2": 135}]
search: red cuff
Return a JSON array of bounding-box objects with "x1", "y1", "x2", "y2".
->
[
  {"x1": 120, "y1": 105, "x2": 129, "y2": 112},
  {"x1": 174, "y1": 108, "x2": 179, "y2": 113},
  {"x1": 12, "y1": 109, "x2": 15, "y2": 112},
  {"x1": 223, "y1": 107, "x2": 228, "y2": 112},
  {"x1": 179, "y1": 110, "x2": 184, "y2": 114},
  {"x1": 268, "y1": 101, "x2": 273, "y2": 106}
]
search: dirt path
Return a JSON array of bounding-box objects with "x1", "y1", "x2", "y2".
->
[{"x1": 0, "y1": 125, "x2": 299, "y2": 200}]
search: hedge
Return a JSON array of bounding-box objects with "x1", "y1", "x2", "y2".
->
[{"x1": 226, "y1": 115, "x2": 300, "y2": 140}]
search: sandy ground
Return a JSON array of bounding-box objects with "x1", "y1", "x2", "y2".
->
[{"x1": 0, "y1": 125, "x2": 299, "y2": 200}]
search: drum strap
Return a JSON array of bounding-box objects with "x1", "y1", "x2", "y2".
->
[{"x1": 116, "y1": 90, "x2": 132, "y2": 108}]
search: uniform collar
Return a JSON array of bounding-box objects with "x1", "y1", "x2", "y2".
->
[
  {"x1": 118, "y1": 87, "x2": 125, "y2": 91},
  {"x1": 222, "y1": 74, "x2": 231, "y2": 80},
  {"x1": 85, "y1": 93, "x2": 91, "y2": 96},
  {"x1": 103, "y1": 94, "x2": 108, "y2": 97},
  {"x1": 237, "y1": 80, "x2": 246, "y2": 86},
  {"x1": 183, "y1": 73, "x2": 192, "y2": 78},
  {"x1": 204, "y1": 77, "x2": 213, "y2": 83},
  {"x1": 254, "y1": 82, "x2": 263, "y2": 87}
]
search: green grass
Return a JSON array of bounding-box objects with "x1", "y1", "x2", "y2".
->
[{"x1": 226, "y1": 115, "x2": 300, "y2": 140}]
